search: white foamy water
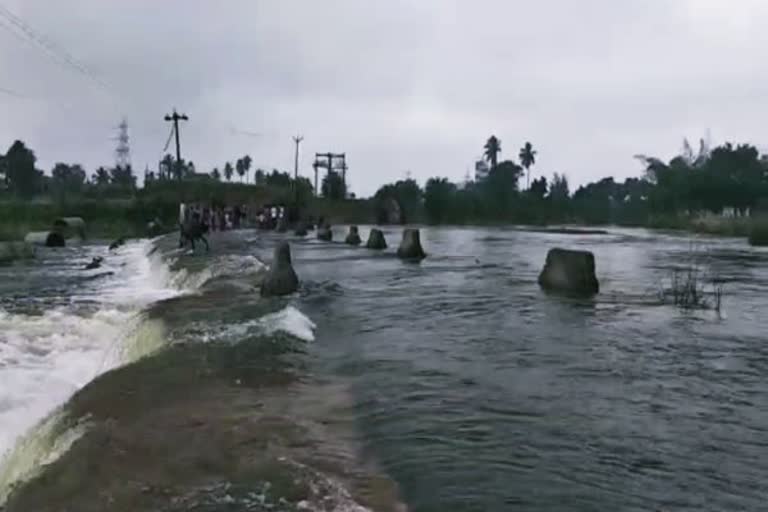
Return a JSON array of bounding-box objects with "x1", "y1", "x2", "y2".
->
[
  {"x1": 0, "y1": 240, "x2": 180, "y2": 459},
  {"x1": 259, "y1": 305, "x2": 317, "y2": 342},
  {"x1": 202, "y1": 305, "x2": 317, "y2": 344}
]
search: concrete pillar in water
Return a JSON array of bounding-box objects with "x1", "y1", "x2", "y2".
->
[
  {"x1": 53, "y1": 217, "x2": 86, "y2": 240},
  {"x1": 366, "y1": 228, "x2": 387, "y2": 250},
  {"x1": 345, "y1": 226, "x2": 362, "y2": 246},
  {"x1": 261, "y1": 242, "x2": 299, "y2": 296},
  {"x1": 397, "y1": 228, "x2": 426, "y2": 261},
  {"x1": 24, "y1": 231, "x2": 65, "y2": 247},
  {"x1": 538, "y1": 247, "x2": 599, "y2": 295}
]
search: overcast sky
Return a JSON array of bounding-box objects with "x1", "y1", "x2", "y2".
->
[{"x1": 2, "y1": 0, "x2": 768, "y2": 197}]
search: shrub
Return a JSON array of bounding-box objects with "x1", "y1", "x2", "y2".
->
[{"x1": 657, "y1": 246, "x2": 724, "y2": 313}]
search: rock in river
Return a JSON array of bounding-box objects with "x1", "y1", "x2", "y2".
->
[{"x1": 538, "y1": 247, "x2": 599, "y2": 295}]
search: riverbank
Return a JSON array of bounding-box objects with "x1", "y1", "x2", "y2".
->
[
  {"x1": 0, "y1": 192, "x2": 374, "y2": 242},
  {"x1": 3, "y1": 192, "x2": 767, "y2": 247}
]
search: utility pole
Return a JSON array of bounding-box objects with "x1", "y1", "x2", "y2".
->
[
  {"x1": 164, "y1": 109, "x2": 188, "y2": 181},
  {"x1": 292, "y1": 135, "x2": 303, "y2": 204},
  {"x1": 312, "y1": 152, "x2": 347, "y2": 198},
  {"x1": 313, "y1": 161, "x2": 319, "y2": 196}
]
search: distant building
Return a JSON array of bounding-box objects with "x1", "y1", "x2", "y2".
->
[{"x1": 475, "y1": 159, "x2": 490, "y2": 181}]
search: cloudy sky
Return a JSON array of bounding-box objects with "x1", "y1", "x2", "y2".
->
[{"x1": 2, "y1": 0, "x2": 768, "y2": 197}]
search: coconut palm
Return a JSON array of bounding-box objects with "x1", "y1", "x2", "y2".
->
[
  {"x1": 242, "y1": 155, "x2": 252, "y2": 183},
  {"x1": 484, "y1": 136, "x2": 501, "y2": 170},
  {"x1": 224, "y1": 162, "x2": 234, "y2": 182},
  {"x1": 519, "y1": 142, "x2": 537, "y2": 189}
]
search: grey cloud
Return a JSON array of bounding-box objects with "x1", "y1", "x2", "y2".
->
[{"x1": 2, "y1": 0, "x2": 768, "y2": 196}]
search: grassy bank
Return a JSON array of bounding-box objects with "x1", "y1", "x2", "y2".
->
[
  {"x1": 0, "y1": 198, "x2": 176, "y2": 241},
  {"x1": 647, "y1": 214, "x2": 754, "y2": 236}
]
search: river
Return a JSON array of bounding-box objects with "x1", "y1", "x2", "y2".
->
[{"x1": 0, "y1": 226, "x2": 766, "y2": 511}]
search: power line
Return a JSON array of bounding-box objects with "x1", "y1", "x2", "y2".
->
[
  {"x1": 0, "y1": 3, "x2": 111, "y2": 93},
  {"x1": 0, "y1": 3, "x2": 107, "y2": 87},
  {"x1": 162, "y1": 125, "x2": 175, "y2": 153}
]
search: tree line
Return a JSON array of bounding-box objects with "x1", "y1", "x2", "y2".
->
[
  {"x1": 6, "y1": 135, "x2": 767, "y2": 226},
  {"x1": 0, "y1": 140, "x2": 137, "y2": 198},
  {"x1": 374, "y1": 136, "x2": 768, "y2": 225},
  {"x1": 0, "y1": 141, "x2": 337, "y2": 202}
]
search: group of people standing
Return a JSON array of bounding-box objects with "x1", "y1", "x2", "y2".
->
[
  {"x1": 255, "y1": 204, "x2": 287, "y2": 230},
  {"x1": 179, "y1": 202, "x2": 248, "y2": 232},
  {"x1": 177, "y1": 201, "x2": 299, "y2": 252}
]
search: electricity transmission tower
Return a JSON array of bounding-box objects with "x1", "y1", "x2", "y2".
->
[{"x1": 114, "y1": 119, "x2": 131, "y2": 169}]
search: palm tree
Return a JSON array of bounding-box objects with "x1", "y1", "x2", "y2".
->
[
  {"x1": 235, "y1": 158, "x2": 245, "y2": 182},
  {"x1": 242, "y1": 155, "x2": 252, "y2": 183},
  {"x1": 484, "y1": 136, "x2": 501, "y2": 170},
  {"x1": 224, "y1": 162, "x2": 234, "y2": 182},
  {"x1": 211, "y1": 167, "x2": 221, "y2": 181},
  {"x1": 519, "y1": 142, "x2": 537, "y2": 189}
]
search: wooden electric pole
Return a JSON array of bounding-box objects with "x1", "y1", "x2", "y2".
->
[{"x1": 164, "y1": 109, "x2": 188, "y2": 181}]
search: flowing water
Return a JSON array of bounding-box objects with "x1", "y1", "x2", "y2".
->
[{"x1": 0, "y1": 227, "x2": 767, "y2": 511}]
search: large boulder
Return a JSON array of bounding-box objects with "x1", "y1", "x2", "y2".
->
[
  {"x1": 24, "y1": 231, "x2": 66, "y2": 247},
  {"x1": 317, "y1": 224, "x2": 332, "y2": 241},
  {"x1": 397, "y1": 228, "x2": 426, "y2": 261},
  {"x1": 0, "y1": 241, "x2": 35, "y2": 264},
  {"x1": 345, "y1": 226, "x2": 362, "y2": 246},
  {"x1": 538, "y1": 247, "x2": 599, "y2": 295},
  {"x1": 53, "y1": 217, "x2": 86, "y2": 240},
  {"x1": 366, "y1": 228, "x2": 387, "y2": 250},
  {"x1": 260, "y1": 242, "x2": 299, "y2": 297}
]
